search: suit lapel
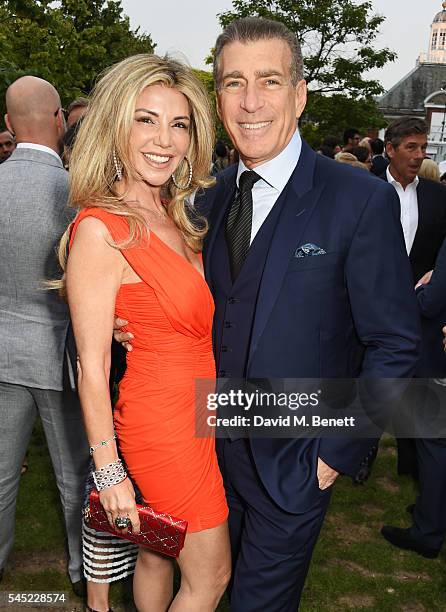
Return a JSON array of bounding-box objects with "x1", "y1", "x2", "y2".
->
[
  {"x1": 204, "y1": 165, "x2": 237, "y2": 290},
  {"x1": 247, "y1": 142, "x2": 324, "y2": 366}
]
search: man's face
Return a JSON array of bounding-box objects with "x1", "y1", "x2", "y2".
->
[
  {"x1": 386, "y1": 133, "x2": 427, "y2": 186},
  {"x1": 349, "y1": 134, "x2": 360, "y2": 148},
  {"x1": 0, "y1": 130, "x2": 15, "y2": 162},
  {"x1": 216, "y1": 39, "x2": 306, "y2": 168}
]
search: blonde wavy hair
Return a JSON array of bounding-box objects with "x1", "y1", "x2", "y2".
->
[
  {"x1": 57, "y1": 53, "x2": 215, "y2": 275},
  {"x1": 418, "y1": 158, "x2": 440, "y2": 182}
]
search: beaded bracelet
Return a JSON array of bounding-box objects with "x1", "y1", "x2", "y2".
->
[
  {"x1": 92, "y1": 458, "x2": 127, "y2": 491},
  {"x1": 89, "y1": 433, "x2": 117, "y2": 456}
]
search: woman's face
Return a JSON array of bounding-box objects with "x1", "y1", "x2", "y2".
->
[{"x1": 128, "y1": 83, "x2": 191, "y2": 187}]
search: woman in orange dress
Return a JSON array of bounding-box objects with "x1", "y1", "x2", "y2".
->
[{"x1": 64, "y1": 55, "x2": 229, "y2": 612}]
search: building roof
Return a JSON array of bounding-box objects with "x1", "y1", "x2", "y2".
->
[
  {"x1": 434, "y1": 2, "x2": 446, "y2": 22},
  {"x1": 378, "y1": 63, "x2": 446, "y2": 115}
]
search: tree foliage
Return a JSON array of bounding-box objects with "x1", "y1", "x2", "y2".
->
[
  {"x1": 193, "y1": 68, "x2": 230, "y2": 144},
  {"x1": 0, "y1": 0, "x2": 155, "y2": 116},
  {"x1": 301, "y1": 93, "x2": 387, "y2": 148}
]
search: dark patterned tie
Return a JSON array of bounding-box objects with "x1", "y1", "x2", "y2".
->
[{"x1": 225, "y1": 170, "x2": 261, "y2": 282}]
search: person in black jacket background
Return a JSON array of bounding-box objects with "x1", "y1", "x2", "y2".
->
[
  {"x1": 382, "y1": 117, "x2": 446, "y2": 479},
  {"x1": 382, "y1": 237, "x2": 446, "y2": 558},
  {"x1": 370, "y1": 138, "x2": 388, "y2": 176}
]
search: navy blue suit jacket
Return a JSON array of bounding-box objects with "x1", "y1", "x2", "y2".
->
[
  {"x1": 416, "y1": 236, "x2": 446, "y2": 378},
  {"x1": 201, "y1": 142, "x2": 421, "y2": 513}
]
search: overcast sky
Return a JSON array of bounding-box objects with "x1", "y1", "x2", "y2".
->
[{"x1": 121, "y1": 0, "x2": 444, "y2": 91}]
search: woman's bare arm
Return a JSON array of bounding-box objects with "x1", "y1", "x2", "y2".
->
[{"x1": 66, "y1": 216, "x2": 140, "y2": 531}]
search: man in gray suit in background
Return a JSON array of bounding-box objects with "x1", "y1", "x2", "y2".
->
[{"x1": 0, "y1": 76, "x2": 88, "y2": 590}]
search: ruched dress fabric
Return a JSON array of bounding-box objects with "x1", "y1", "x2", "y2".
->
[{"x1": 70, "y1": 208, "x2": 228, "y2": 536}]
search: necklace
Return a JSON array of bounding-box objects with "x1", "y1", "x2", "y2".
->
[
  {"x1": 144, "y1": 205, "x2": 169, "y2": 223},
  {"x1": 126, "y1": 196, "x2": 170, "y2": 224}
]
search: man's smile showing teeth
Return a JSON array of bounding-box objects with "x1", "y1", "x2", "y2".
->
[
  {"x1": 239, "y1": 121, "x2": 272, "y2": 130},
  {"x1": 143, "y1": 153, "x2": 171, "y2": 163}
]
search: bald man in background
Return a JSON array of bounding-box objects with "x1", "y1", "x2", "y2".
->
[{"x1": 0, "y1": 76, "x2": 89, "y2": 593}]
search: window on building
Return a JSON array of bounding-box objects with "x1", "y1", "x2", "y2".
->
[
  {"x1": 432, "y1": 32, "x2": 438, "y2": 49},
  {"x1": 440, "y1": 31, "x2": 446, "y2": 48}
]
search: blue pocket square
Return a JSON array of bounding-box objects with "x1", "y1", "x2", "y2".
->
[{"x1": 294, "y1": 243, "x2": 326, "y2": 258}]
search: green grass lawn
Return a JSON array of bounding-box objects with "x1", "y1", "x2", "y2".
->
[{"x1": 1, "y1": 422, "x2": 445, "y2": 611}]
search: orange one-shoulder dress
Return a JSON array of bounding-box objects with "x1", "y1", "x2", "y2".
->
[{"x1": 70, "y1": 208, "x2": 228, "y2": 532}]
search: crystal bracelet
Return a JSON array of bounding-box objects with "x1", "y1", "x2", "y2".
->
[
  {"x1": 89, "y1": 433, "x2": 117, "y2": 455},
  {"x1": 92, "y1": 458, "x2": 127, "y2": 491}
]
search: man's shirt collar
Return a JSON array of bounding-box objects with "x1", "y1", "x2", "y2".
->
[
  {"x1": 236, "y1": 128, "x2": 302, "y2": 192},
  {"x1": 16, "y1": 142, "x2": 61, "y2": 162},
  {"x1": 386, "y1": 165, "x2": 419, "y2": 190}
]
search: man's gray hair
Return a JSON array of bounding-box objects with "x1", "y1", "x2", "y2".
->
[
  {"x1": 384, "y1": 117, "x2": 428, "y2": 149},
  {"x1": 213, "y1": 17, "x2": 304, "y2": 90}
]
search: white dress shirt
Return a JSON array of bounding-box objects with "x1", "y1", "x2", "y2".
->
[
  {"x1": 386, "y1": 166, "x2": 419, "y2": 254},
  {"x1": 16, "y1": 142, "x2": 62, "y2": 163},
  {"x1": 236, "y1": 128, "x2": 302, "y2": 244}
]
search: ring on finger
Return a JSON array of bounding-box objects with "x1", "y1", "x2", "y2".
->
[{"x1": 115, "y1": 515, "x2": 131, "y2": 529}]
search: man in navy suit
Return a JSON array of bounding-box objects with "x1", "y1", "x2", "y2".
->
[
  {"x1": 116, "y1": 17, "x2": 420, "y2": 610},
  {"x1": 204, "y1": 18, "x2": 420, "y2": 610}
]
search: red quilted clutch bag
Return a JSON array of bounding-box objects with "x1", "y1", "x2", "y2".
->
[{"x1": 84, "y1": 489, "x2": 187, "y2": 558}]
